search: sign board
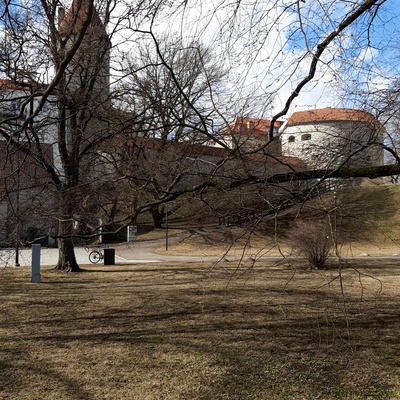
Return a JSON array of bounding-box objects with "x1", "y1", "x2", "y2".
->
[{"x1": 127, "y1": 225, "x2": 137, "y2": 242}]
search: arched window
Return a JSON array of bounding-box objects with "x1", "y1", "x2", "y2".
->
[
  {"x1": 301, "y1": 134, "x2": 312, "y2": 141},
  {"x1": 288, "y1": 136, "x2": 295, "y2": 143}
]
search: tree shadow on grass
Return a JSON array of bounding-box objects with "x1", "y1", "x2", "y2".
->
[
  {"x1": 3, "y1": 261, "x2": 400, "y2": 399},
  {"x1": 0, "y1": 345, "x2": 95, "y2": 400}
]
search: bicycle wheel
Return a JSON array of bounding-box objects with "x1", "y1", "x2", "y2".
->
[{"x1": 89, "y1": 250, "x2": 102, "y2": 264}]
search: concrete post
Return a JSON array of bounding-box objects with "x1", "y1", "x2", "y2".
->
[{"x1": 31, "y1": 244, "x2": 41, "y2": 283}]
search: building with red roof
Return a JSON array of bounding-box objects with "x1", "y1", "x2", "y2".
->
[
  {"x1": 280, "y1": 108, "x2": 384, "y2": 169},
  {"x1": 221, "y1": 116, "x2": 282, "y2": 155}
]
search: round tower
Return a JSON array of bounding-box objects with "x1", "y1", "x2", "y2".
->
[{"x1": 280, "y1": 108, "x2": 384, "y2": 169}]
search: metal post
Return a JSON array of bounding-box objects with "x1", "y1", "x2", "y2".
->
[
  {"x1": 15, "y1": 173, "x2": 20, "y2": 266},
  {"x1": 15, "y1": 240, "x2": 20, "y2": 267}
]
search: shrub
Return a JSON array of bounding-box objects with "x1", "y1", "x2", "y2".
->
[{"x1": 290, "y1": 220, "x2": 333, "y2": 269}]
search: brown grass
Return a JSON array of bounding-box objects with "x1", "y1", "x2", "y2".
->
[
  {"x1": 2, "y1": 260, "x2": 400, "y2": 399},
  {"x1": 154, "y1": 227, "x2": 291, "y2": 258},
  {"x1": 153, "y1": 226, "x2": 400, "y2": 259},
  {"x1": 147, "y1": 185, "x2": 400, "y2": 259}
]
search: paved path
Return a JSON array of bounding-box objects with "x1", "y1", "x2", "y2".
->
[
  {"x1": 2, "y1": 235, "x2": 398, "y2": 268},
  {"x1": 0, "y1": 238, "x2": 221, "y2": 267}
]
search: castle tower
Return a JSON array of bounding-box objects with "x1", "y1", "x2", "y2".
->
[
  {"x1": 280, "y1": 108, "x2": 385, "y2": 170},
  {"x1": 58, "y1": 0, "x2": 111, "y2": 104}
]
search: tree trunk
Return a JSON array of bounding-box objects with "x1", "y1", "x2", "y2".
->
[
  {"x1": 55, "y1": 195, "x2": 82, "y2": 272},
  {"x1": 56, "y1": 234, "x2": 81, "y2": 272},
  {"x1": 151, "y1": 206, "x2": 164, "y2": 229}
]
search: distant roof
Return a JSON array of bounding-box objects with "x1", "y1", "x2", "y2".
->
[
  {"x1": 229, "y1": 117, "x2": 281, "y2": 137},
  {"x1": 286, "y1": 108, "x2": 378, "y2": 126},
  {"x1": 0, "y1": 79, "x2": 46, "y2": 92}
]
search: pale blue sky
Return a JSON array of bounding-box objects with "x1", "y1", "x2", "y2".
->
[{"x1": 166, "y1": 0, "x2": 400, "y2": 116}]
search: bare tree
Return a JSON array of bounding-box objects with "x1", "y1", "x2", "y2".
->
[
  {"x1": 0, "y1": 0, "x2": 118, "y2": 271},
  {"x1": 0, "y1": 0, "x2": 397, "y2": 273},
  {"x1": 111, "y1": 37, "x2": 228, "y2": 228},
  {"x1": 116, "y1": 36, "x2": 226, "y2": 143}
]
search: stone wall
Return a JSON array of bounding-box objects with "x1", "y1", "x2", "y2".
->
[{"x1": 0, "y1": 202, "x2": 7, "y2": 245}]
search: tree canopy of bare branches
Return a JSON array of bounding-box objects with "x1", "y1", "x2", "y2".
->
[{"x1": 1, "y1": 0, "x2": 399, "y2": 271}]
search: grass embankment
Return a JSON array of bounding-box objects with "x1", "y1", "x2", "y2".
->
[
  {"x1": 1, "y1": 261, "x2": 400, "y2": 399},
  {"x1": 153, "y1": 184, "x2": 400, "y2": 258},
  {"x1": 318, "y1": 184, "x2": 400, "y2": 256}
]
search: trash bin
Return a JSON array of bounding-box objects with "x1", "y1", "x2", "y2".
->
[{"x1": 103, "y1": 248, "x2": 115, "y2": 265}]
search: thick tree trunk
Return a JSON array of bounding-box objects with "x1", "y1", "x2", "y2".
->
[
  {"x1": 56, "y1": 234, "x2": 81, "y2": 272},
  {"x1": 55, "y1": 194, "x2": 82, "y2": 272}
]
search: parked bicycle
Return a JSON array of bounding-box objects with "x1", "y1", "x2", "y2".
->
[{"x1": 84, "y1": 245, "x2": 104, "y2": 264}]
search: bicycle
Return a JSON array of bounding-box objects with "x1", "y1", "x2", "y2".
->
[
  {"x1": 89, "y1": 248, "x2": 104, "y2": 264},
  {"x1": 84, "y1": 245, "x2": 104, "y2": 264}
]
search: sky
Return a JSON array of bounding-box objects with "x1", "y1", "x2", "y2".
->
[
  {"x1": 3, "y1": 0, "x2": 397, "y2": 123},
  {"x1": 133, "y1": 0, "x2": 400, "y2": 120}
]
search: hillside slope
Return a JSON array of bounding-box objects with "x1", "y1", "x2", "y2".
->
[
  {"x1": 336, "y1": 184, "x2": 400, "y2": 241},
  {"x1": 272, "y1": 183, "x2": 400, "y2": 257},
  {"x1": 160, "y1": 184, "x2": 400, "y2": 258}
]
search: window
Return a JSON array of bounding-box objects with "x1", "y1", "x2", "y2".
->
[
  {"x1": 301, "y1": 134, "x2": 311, "y2": 141},
  {"x1": 288, "y1": 136, "x2": 295, "y2": 143}
]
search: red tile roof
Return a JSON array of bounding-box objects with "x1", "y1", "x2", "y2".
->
[
  {"x1": 229, "y1": 117, "x2": 281, "y2": 138},
  {"x1": 286, "y1": 108, "x2": 378, "y2": 126},
  {"x1": 0, "y1": 80, "x2": 45, "y2": 92}
]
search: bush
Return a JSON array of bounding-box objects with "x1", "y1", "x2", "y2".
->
[{"x1": 290, "y1": 220, "x2": 333, "y2": 269}]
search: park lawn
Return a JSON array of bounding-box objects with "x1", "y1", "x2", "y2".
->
[{"x1": 1, "y1": 260, "x2": 400, "y2": 399}]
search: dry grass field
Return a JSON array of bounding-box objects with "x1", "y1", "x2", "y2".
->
[
  {"x1": 2, "y1": 184, "x2": 400, "y2": 399},
  {"x1": 2, "y1": 258, "x2": 400, "y2": 400}
]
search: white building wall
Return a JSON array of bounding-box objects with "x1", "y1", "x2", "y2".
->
[
  {"x1": 0, "y1": 85, "x2": 60, "y2": 245},
  {"x1": 280, "y1": 120, "x2": 384, "y2": 169}
]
